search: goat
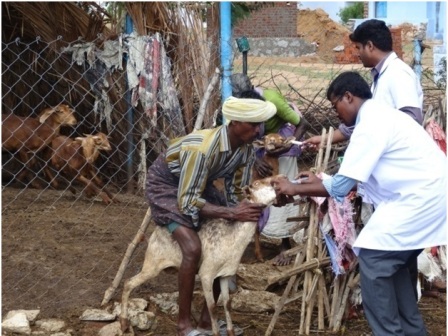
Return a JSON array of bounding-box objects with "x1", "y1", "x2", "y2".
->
[
  {"x1": 43, "y1": 132, "x2": 117, "y2": 205},
  {"x1": 251, "y1": 133, "x2": 295, "y2": 262},
  {"x1": 1, "y1": 104, "x2": 77, "y2": 187},
  {"x1": 119, "y1": 175, "x2": 280, "y2": 336}
]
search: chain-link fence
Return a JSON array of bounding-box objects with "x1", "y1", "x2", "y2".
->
[{"x1": 2, "y1": 4, "x2": 446, "y2": 334}]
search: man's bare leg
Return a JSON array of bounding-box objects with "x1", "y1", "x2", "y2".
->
[{"x1": 172, "y1": 226, "x2": 202, "y2": 336}]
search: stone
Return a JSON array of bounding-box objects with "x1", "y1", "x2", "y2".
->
[
  {"x1": 34, "y1": 318, "x2": 65, "y2": 332},
  {"x1": 2, "y1": 311, "x2": 31, "y2": 335},
  {"x1": 79, "y1": 308, "x2": 116, "y2": 321}
]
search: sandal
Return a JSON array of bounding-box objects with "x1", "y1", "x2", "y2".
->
[{"x1": 197, "y1": 319, "x2": 243, "y2": 336}]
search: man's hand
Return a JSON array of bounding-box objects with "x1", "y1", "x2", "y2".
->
[
  {"x1": 302, "y1": 135, "x2": 322, "y2": 151},
  {"x1": 254, "y1": 157, "x2": 273, "y2": 178},
  {"x1": 231, "y1": 199, "x2": 266, "y2": 222},
  {"x1": 271, "y1": 175, "x2": 299, "y2": 197}
]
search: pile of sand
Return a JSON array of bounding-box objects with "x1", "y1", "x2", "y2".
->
[{"x1": 297, "y1": 8, "x2": 350, "y2": 62}]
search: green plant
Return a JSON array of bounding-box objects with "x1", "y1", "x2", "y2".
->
[{"x1": 338, "y1": 2, "x2": 364, "y2": 24}]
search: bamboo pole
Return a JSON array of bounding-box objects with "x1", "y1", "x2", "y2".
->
[
  {"x1": 265, "y1": 246, "x2": 306, "y2": 336},
  {"x1": 101, "y1": 208, "x2": 152, "y2": 306},
  {"x1": 333, "y1": 272, "x2": 356, "y2": 332},
  {"x1": 322, "y1": 127, "x2": 334, "y2": 173},
  {"x1": 328, "y1": 276, "x2": 340, "y2": 329}
]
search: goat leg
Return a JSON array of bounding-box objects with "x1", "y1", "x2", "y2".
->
[
  {"x1": 42, "y1": 164, "x2": 60, "y2": 189},
  {"x1": 220, "y1": 276, "x2": 236, "y2": 336},
  {"x1": 77, "y1": 175, "x2": 112, "y2": 205},
  {"x1": 200, "y1": 275, "x2": 220, "y2": 336},
  {"x1": 90, "y1": 170, "x2": 119, "y2": 203},
  {"x1": 254, "y1": 229, "x2": 264, "y2": 262}
]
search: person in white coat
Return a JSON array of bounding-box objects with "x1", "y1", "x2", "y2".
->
[
  {"x1": 272, "y1": 71, "x2": 447, "y2": 336},
  {"x1": 304, "y1": 19, "x2": 427, "y2": 299},
  {"x1": 305, "y1": 19, "x2": 423, "y2": 146}
]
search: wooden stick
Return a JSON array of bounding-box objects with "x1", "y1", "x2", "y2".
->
[
  {"x1": 265, "y1": 247, "x2": 306, "y2": 336},
  {"x1": 333, "y1": 272, "x2": 356, "y2": 332},
  {"x1": 305, "y1": 286, "x2": 317, "y2": 335},
  {"x1": 328, "y1": 275, "x2": 340, "y2": 329},
  {"x1": 101, "y1": 208, "x2": 152, "y2": 306},
  {"x1": 193, "y1": 67, "x2": 220, "y2": 131},
  {"x1": 322, "y1": 127, "x2": 334, "y2": 173},
  {"x1": 299, "y1": 270, "x2": 310, "y2": 334},
  {"x1": 315, "y1": 128, "x2": 327, "y2": 172},
  {"x1": 319, "y1": 273, "x2": 331, "y2": 323}
]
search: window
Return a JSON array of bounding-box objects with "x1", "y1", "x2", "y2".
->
[{"x1": 375, "y1": 2, "x2": 387, "y2": 18}]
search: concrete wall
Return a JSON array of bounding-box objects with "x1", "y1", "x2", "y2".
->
[{"x1": 233, "y1": 37, "x2": 317, "y2": 58}]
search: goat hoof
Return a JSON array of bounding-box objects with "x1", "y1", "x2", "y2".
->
[{"x1": 119, "y1": 317, "x2": 130, "y2": 332}]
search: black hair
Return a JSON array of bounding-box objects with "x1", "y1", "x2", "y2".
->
[
  {"x1": 327, "y1": 71, "x2": 373, "y2": 100},
  {"x1": 238, "y1": 90, "x2": 265, "y2": 101},
  {"x1": 349, "y1": 19, "x2": 393, "y2": 52}
]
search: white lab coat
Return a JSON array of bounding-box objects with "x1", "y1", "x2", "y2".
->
[
  {"x1": 339, "y1": 99, "x2": 447, "y2": 255},
  {"x1": 372, "y1": 52, "x2": 423, "y2": 111}
]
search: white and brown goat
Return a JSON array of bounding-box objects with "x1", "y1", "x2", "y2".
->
[
  {"x1": 2, "y1": 104, "x2": 77, "y2": 187},
  {"x1": 119, "y1": 176, "x2": 280, "y2": 336},
  {"x1": 251, "y1": 133, "x2": 295, "y2": 262},
  {"x1": 43, "y1": 132, "x2": 117, "y2": 205}
]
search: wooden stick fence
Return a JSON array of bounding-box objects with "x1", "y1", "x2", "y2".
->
[{"x1": 265, "y1": 127, "x2": 361, "y2": 335}]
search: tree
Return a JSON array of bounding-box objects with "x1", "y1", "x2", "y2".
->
[{"x1": 338, "y1": 2, "x2": 364, "y2": 24}]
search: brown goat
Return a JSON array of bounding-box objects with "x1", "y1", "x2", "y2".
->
[
  {"x1": 252, "y1": 133, "x2": 295, "y2": 262},
  {"x1": 2, "y1": 104, "x2": 77, "y2": 187},
  {"x1": 43, "y1": 132, "x2": 117, "y2": 205}
]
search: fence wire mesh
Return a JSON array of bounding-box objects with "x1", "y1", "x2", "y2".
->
[{"x1": 1, "y1": 14, "x2": 446, "y2": 334}]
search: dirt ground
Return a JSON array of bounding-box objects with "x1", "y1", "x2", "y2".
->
[{"x1": 2, "y1": 185, "x2": 447, "y2": 336}]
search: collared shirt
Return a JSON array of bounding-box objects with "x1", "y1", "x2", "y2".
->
[
  {"x1": 166, "y1": 125, "x2": 254, "y2": 226},
  {"x1": 336, "y1": 99, "x2": 446, "y2": 254},
  {"x1": 339, "y1": 51, "x2": 424, "y2": 138}
]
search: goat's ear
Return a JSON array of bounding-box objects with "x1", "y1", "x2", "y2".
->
[
  {"x1": 252, "y1": 137, "x2": 265, "y2": 149},
  {"x1": 38, "y1": 108, "x2": 55, "y2": 123}
]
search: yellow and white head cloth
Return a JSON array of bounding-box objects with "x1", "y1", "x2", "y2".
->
[{"x1": 222, "y1": 96, "x2": 276, "y2": 123}]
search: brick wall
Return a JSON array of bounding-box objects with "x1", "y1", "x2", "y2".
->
[
  {"x1": 334, "y1": 27, "x2": 403, "y2": 64},
  {"x1": 233, "y1": 2, "x2": 297, "y2": 38}
]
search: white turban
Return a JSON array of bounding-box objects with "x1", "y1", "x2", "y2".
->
[{"x1": 222, "y1": 96, "x2": 276, "y2": 123}]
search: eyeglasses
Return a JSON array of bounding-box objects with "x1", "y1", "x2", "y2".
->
[{"x1": 330, "y1": 94, "x2": 345, "y2": 112}]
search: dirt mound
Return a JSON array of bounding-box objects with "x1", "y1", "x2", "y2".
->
[{"x1": 297, "y1": 8, "x2": 350, "y2": 62}]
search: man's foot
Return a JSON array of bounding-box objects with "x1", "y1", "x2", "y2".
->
[
  {"x1": 272, "y1": 238, "x2": 292, "y2": 266},
  {"x1": 272, "y1": 251, "x2": 293, "y2": 266}
]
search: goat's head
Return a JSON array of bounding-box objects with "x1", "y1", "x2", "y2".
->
[
  {"x1": 242, "y1": 175, "x2": 284, "y2": 206},
  {"x1": 39, "y1": 104, "x2": 77, "y2": 126},
  {"x1": 89, "y1": 132, "x2": 112, "y2": 152},
  {"x1": 75, "y1": 132, "x2": 111, "y2": 164},
  {"x1": 253, "y1": 133, "x2": 295, "y2": 152}
]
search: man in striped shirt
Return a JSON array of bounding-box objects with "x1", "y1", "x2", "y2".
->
[{"x1": 146, "y1": 96, "x2": 276, "y2": 336}]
